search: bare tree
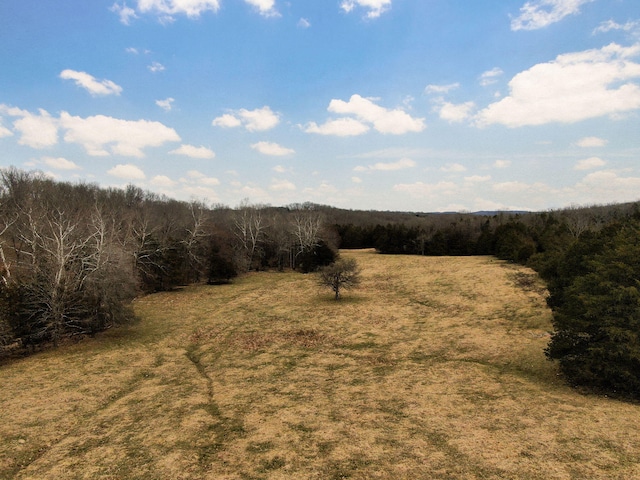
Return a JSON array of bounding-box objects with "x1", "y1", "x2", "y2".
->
[
  {"x1": 0, "y1": 173, "x2": 137, "y2": 349},
  {"x1": 317, "y1": 258, "x2": 361, "y2": 300},
  {"x1": 232, "y1": 200, "x2": 268, "y2": 271},
  {"x1": 269, "y1": 211, "x2": 295, "y2": 270},
  {"x1": 0, "y1": 206, "x2": 16, "y2": 286},
  {"x1": 290, "y1": 206, "x2": 324, "y2": 269},
  {"x1": 182, "y1": 200, "x2": 210, "y2": 281},
  {"x1": 562, "y1": 205, "x2": 595, "y2": 238}
]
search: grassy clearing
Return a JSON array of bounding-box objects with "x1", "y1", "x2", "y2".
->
[{"x1": 2, "y1": 250, "x2": 640, "y2": 479}]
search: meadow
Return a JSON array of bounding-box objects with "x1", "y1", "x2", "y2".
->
[{"x1": 2, "y1": 250, "x2": 640, "y2": 479}]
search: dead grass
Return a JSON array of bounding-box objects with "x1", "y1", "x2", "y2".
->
[{"x1": 2, "y1": 250, "x2": 640, "y2": 479}]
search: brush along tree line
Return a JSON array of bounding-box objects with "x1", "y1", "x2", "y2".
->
[{"x1": 2, "y1": 167, "x2": 640, "y2": 400}]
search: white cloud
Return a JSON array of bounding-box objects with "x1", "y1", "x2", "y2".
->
[
  {"x1": 212, "y1": 106, "x2": 279, "y2": 132},
  {"x1": 148, "y1": 61, "x2": 165, "y2": 73},
  {"x1": 238, "y1": 106, "x2": 280, "y2": 131},
  {"x1": 574, "y1": 170, "x2": 640, "y2": 203},
  {"x1": 440, "y1": 163, "x2": 467, "y2": 173},
  {"x1": 340, "y1": 0, "x2": 392, "y2": 19},
  {"x1": 59, "y1": 112, "x2": 180, "y2": 157},
  {"x1": 182, "y1": 169, "x2": 220, "y2": 186},
  {"x1": 1, "y1": 106, "x2": 182, "y2": 156},
  {"x1": 352, "y1": 176, "x2": 362, "y2": 183},
  {"x1": 479, "y1": 67, "x2": 504, "y2": 86},
  {"x1": 186, "y1": 170, "x2": 205, "y2": 179},
  {"x1": 111, "y1": 2, "x2": 138, "y2": 24},
  {"x1": 135, "y1": 0, "x2": 221, "y2": 19},
  {"x1": 0, "y1": 120, "x2": 13, "y2": 138},
  {"x1": 60, "y1": 70, "x2": 123, "y2": 96},
  {"x1": 393, "y1": 181, "x2": 461, "y2": 198},
  {"x1": 272, "y1": 165, "x2": 288, "y2": 173},
  {"x1": 493, "y1": 160, "x2": 512, "y2": 168},
  {"x1": 434, "y1": 101, "x2": 476, "y2": 123},
  {"x1": 302, "y1": 181, "x2": 338, "y2": 199},
  {"x1": 108, "y1": 163, "x2": 146, "y2": 180},
  {"x1": 156, "y1": 97, "x2": 174, "y2": 111},
  {"x1": 251, "y1": 141, "x2": 295, "y2": 156},
  {"x1": 182, "y1": 185, "x2": 220, "y2": 200},
  {"x1": 575, "y1": 136, "x2": 608, "y2": 147},
  {"x1": 355, "y1": 157, "x2": 416, "y2": 172},
  {"x1": 199, "y1": 176, "x2": 220, "y2": 186},
  {"x1": 593, "y1": 19, "x2": 640, "y2": 37},
  {"x1": 169, "y1": 144, "x2": 215, "y2": 159},
  {"x1": 425, "y1": 83, "x2": 460, "y2": 94},
  {"x1": 114, "y1": 0, "x2": 279, "y2": 22},
  {"x1": 126, "y1": 47, "x2": 139, "y2": 54},
  {"x1": 298, "y1": 18, "x2": 311, "y2": 28},
  {"x1": 233, "y1": 183, "x2": 269, "y2": 199},
  {"x1": 244, "y1": 0, "x2": 279, "y2": 17},
  {"x1": 475, "y1": 43, "x2": 640, "y2": 127},
  {"x1": 464, "y1": 175, "x2": 491, "y2": 183},
  {"x1": 150, "y1": 175, "x2": 177, "y2": 187},
  {"x1": 0, "y1": 106, "x2": 58, "y2": 149},
  {"x1": 308, "y1": 94, "x2": 425, "y2": 136},
  {"x1": 211, "y1": 113, "x2": 242, "y2": 128},
  {"x1": 14, "y1": 111, "x2": 59, "y2": 148},
  {"x1": 574, "y1": 156, "x2": 606, "y2": 170},
  {"x1": 270, "y1": 179, "x2": 296, "y2": 191},
  {"x1": 42, "y1": 157, "x2": 80, "y2": 170},
  {"x1": 330, "y1": 95, "x2": 425, "y2": 134},
  {"x1": 303, "y1": 117, "x2": 370, "y2": 136},
  {"x1": 511, "y1": 0, "x2": 594, "y2": 31},
  {"x1": 492, "y1": 181, "x2": 552, "y2": 194},
  {"x1": 342, "y1": 147, "x2": 427, "y2": 159}
]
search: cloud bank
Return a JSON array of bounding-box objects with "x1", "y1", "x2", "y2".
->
[{"x1": 475, "y1": 43, "x2": 640, "y2": 127}]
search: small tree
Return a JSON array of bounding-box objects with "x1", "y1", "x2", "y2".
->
[{"x1": 318, "y1": 258, "x2": 361, "y2": 300}]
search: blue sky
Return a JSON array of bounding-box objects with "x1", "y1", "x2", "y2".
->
[{"x1": 1, "y1": 0, "x2": 639, "y2": 212}]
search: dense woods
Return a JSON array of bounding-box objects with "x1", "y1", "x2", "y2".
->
[{"x1": 1, "y1": 167, "x2": 639, "y2": 400}]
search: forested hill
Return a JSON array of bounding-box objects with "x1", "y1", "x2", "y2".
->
[{"x1": 2, "y1": 168, "x2": 640, "y2": 400}]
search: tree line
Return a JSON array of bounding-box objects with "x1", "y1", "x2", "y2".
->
[{"x1": 0, "y1": 168, "x2": 336, "y2": 355}]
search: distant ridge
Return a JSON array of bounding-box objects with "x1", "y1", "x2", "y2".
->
[{"x1": 470, "y1": 210, "x2": 530, "y2": 216}]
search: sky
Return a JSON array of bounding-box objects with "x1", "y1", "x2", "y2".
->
[{"x1": 1, "y1": 0, "x2": 639, "y2": 212}]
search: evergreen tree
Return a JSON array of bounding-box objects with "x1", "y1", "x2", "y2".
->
[{"x1": 546, "y1": 218, "x2": 640, "y2": 399}]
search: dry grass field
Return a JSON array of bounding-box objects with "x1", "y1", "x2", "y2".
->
[{"x1": 2, "y1": 250, "x2": 640, "y2": 479}]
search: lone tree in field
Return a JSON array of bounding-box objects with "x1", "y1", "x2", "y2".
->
[{"x1": 318, "y1": 258, "x2": 361, "y2": 300}]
